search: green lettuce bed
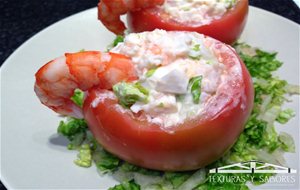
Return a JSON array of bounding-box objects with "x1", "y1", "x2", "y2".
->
[{"x1": 56, "y1": 39, "x2": 299, "y2": 190}]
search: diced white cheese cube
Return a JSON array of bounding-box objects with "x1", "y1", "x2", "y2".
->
[{"x1": 154, "y1": 68, "x2": 189, "y2": 94}]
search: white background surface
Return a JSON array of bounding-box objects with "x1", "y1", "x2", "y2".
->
[{"x1": 1, "y1": 6, "x2": 299, "y2": 190}]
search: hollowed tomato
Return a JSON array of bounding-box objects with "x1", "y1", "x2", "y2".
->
[
  {"x1": 83, "y1": 36, "x2": 254, "y2": 171},
  {"x1": 127, "y1": 0, "x2": 248, "y2": 44}
]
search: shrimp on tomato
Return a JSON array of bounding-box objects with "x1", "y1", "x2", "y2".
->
[
  {"x1": 34, "y1": 51, "x2": 137, "y2": 118},
  {"x1": 98, "y1": 0, "x2": 165, "y2": 35}
]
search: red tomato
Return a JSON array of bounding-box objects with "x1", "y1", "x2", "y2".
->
[
  {"x1": 127, "y1": 0, "x2": 248, "y2": 44},
  {"x1": 83, "y1": 39, "x2": 254, "y2": 171}
]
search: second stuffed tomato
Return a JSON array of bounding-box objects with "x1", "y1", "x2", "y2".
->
[
  {"x1": 127, "y1": 0, "x2": 248, "y2": 44},
  {"x1": 84, "y1": 30, "x2": 253, "y2": 171}
]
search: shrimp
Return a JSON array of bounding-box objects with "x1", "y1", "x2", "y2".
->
[
  {"x1": 34, "y1": 51, "x2": 137, "y2": 118},
  {"x1": 98, "y1": 0, "x2": 165, "y2": 35}
]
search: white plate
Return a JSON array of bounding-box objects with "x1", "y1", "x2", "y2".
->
[{"x1": 1, "y1": 7, "x2": 299, "y2": 190}]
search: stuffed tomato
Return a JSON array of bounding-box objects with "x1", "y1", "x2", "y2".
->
[
  {"x1": 83, "y1": 30, "x2": 254, "y2": 171},
  {"x1": 127, "y1": 0, "x2": 248, "y2": 44}
]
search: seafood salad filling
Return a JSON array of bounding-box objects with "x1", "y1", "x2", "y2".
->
[
  {"x1": 108, "y1": 30, "x2": 243, "y2": 128},
  {"x1": 158, "y1": 0, "x2": 239, "y2": 26}
]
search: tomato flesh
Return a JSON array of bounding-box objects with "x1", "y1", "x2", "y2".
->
[
  {"x1": 127, "y1": 0, "x2": 249, "y2": 44},
  {"x1": 83, "y1": 42, "x2": 254, "y2": 171}
]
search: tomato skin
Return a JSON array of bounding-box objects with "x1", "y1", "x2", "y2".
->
[
  {"x1": 127, "y1": 0, "x2": 248, "y2": 44},
  {"x1": 83, "y1": 46, "x2": 254, "y2": 171}
]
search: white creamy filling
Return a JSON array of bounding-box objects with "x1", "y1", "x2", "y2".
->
[
  {"x1": 111, "y1": 30, "x2": 240, "y2": 128},
  {"x1": 158, "y1": 0, "x2": 238, "y2": 26}
]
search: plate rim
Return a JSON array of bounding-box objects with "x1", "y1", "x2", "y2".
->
[{"x1": 1, "y1": 6, "x2": 299, "y2": 189}]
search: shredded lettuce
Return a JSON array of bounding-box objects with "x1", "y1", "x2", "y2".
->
[
  {"x1": 176, "y1": 169, "x2": 206, "y2": 190},
  {"x1": 276, "y1": 109, "x2": 295, "y2": 124},
  {"x1": 164, "y1": 172, "x2": 192, "y2": 188},
  {"x1": 120, "y1": 162, "x2": 161, "y2": 176},
  {"x1": 235, "y1": 43, "x2": 283, "y2": 79},
  {"x1": 74, "y1": 144, "x2": 92, "y2": 167},
  {"x1": 55, "y1": 42, "x2": 298, "y2": 189},
  {"x1": 57, "y1": 117, "x2": 87, "y2": 149},
  {"x1": 109, "y1": 180, "x2": 140, "y2": 190},
  {"x1": 285, "y1": 84, "x2": 300, "y2": 95},
  {"x1": 93, "y1": 147, "x2": 120, "y2": 173},
  {"x1": 57, "y1": 118, "x2": 87, "y2": 137},
  {"x1": 278, "y1": 132, "x2": 295, "y2": 153},
  {"x1": 71, "y1": 89, "x2": 84, "y2": 107}
]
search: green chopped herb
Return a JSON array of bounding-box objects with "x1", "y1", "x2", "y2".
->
[
  {"x1": 224, "y1": 0, "x2": 238, "y2": 8},
  {"x1": 188, "y1": 76, "x2": 203, "y2": 104},
  {"x1": 145, "y1": 68, "x2": 157, "y2": 77},
  {"x1": 192, "y1": 44, "x2": 201, "y2": 51},
  {"x1": 189, "y1": 55, "x2": 202, "y2": 60},
  {"x1": 106, "y1": 35, "x2": 125, "y2": 51},
  {"x1": 182, "y1": 7, "x2": 191, "y2": 11},
  {"x1": 206, "y1": 60, "x2": 213, "y2": 65},
  {"x1": 134, "y1": 82, "x2": 149, "y2": 96},
  {"x1": 158, "y1": 102, "x2": 164, "y2": 108},
  {"x1": 189, "y1": 44, "x2": 202, "y2": 60},
  {"x1": 113, "y1": 82, "x2": 149, "y2": 108},
  {"x1": 113, "y1": 35, "x2": 124, "y2": 47}
]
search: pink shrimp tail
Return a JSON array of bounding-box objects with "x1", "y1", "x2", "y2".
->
[
  {"x1": 98, "y1": 0, "x2": 165, "y2": 35},
  {"x1": 34, "y1": 51, "x2": 137, "y2": 118}
]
